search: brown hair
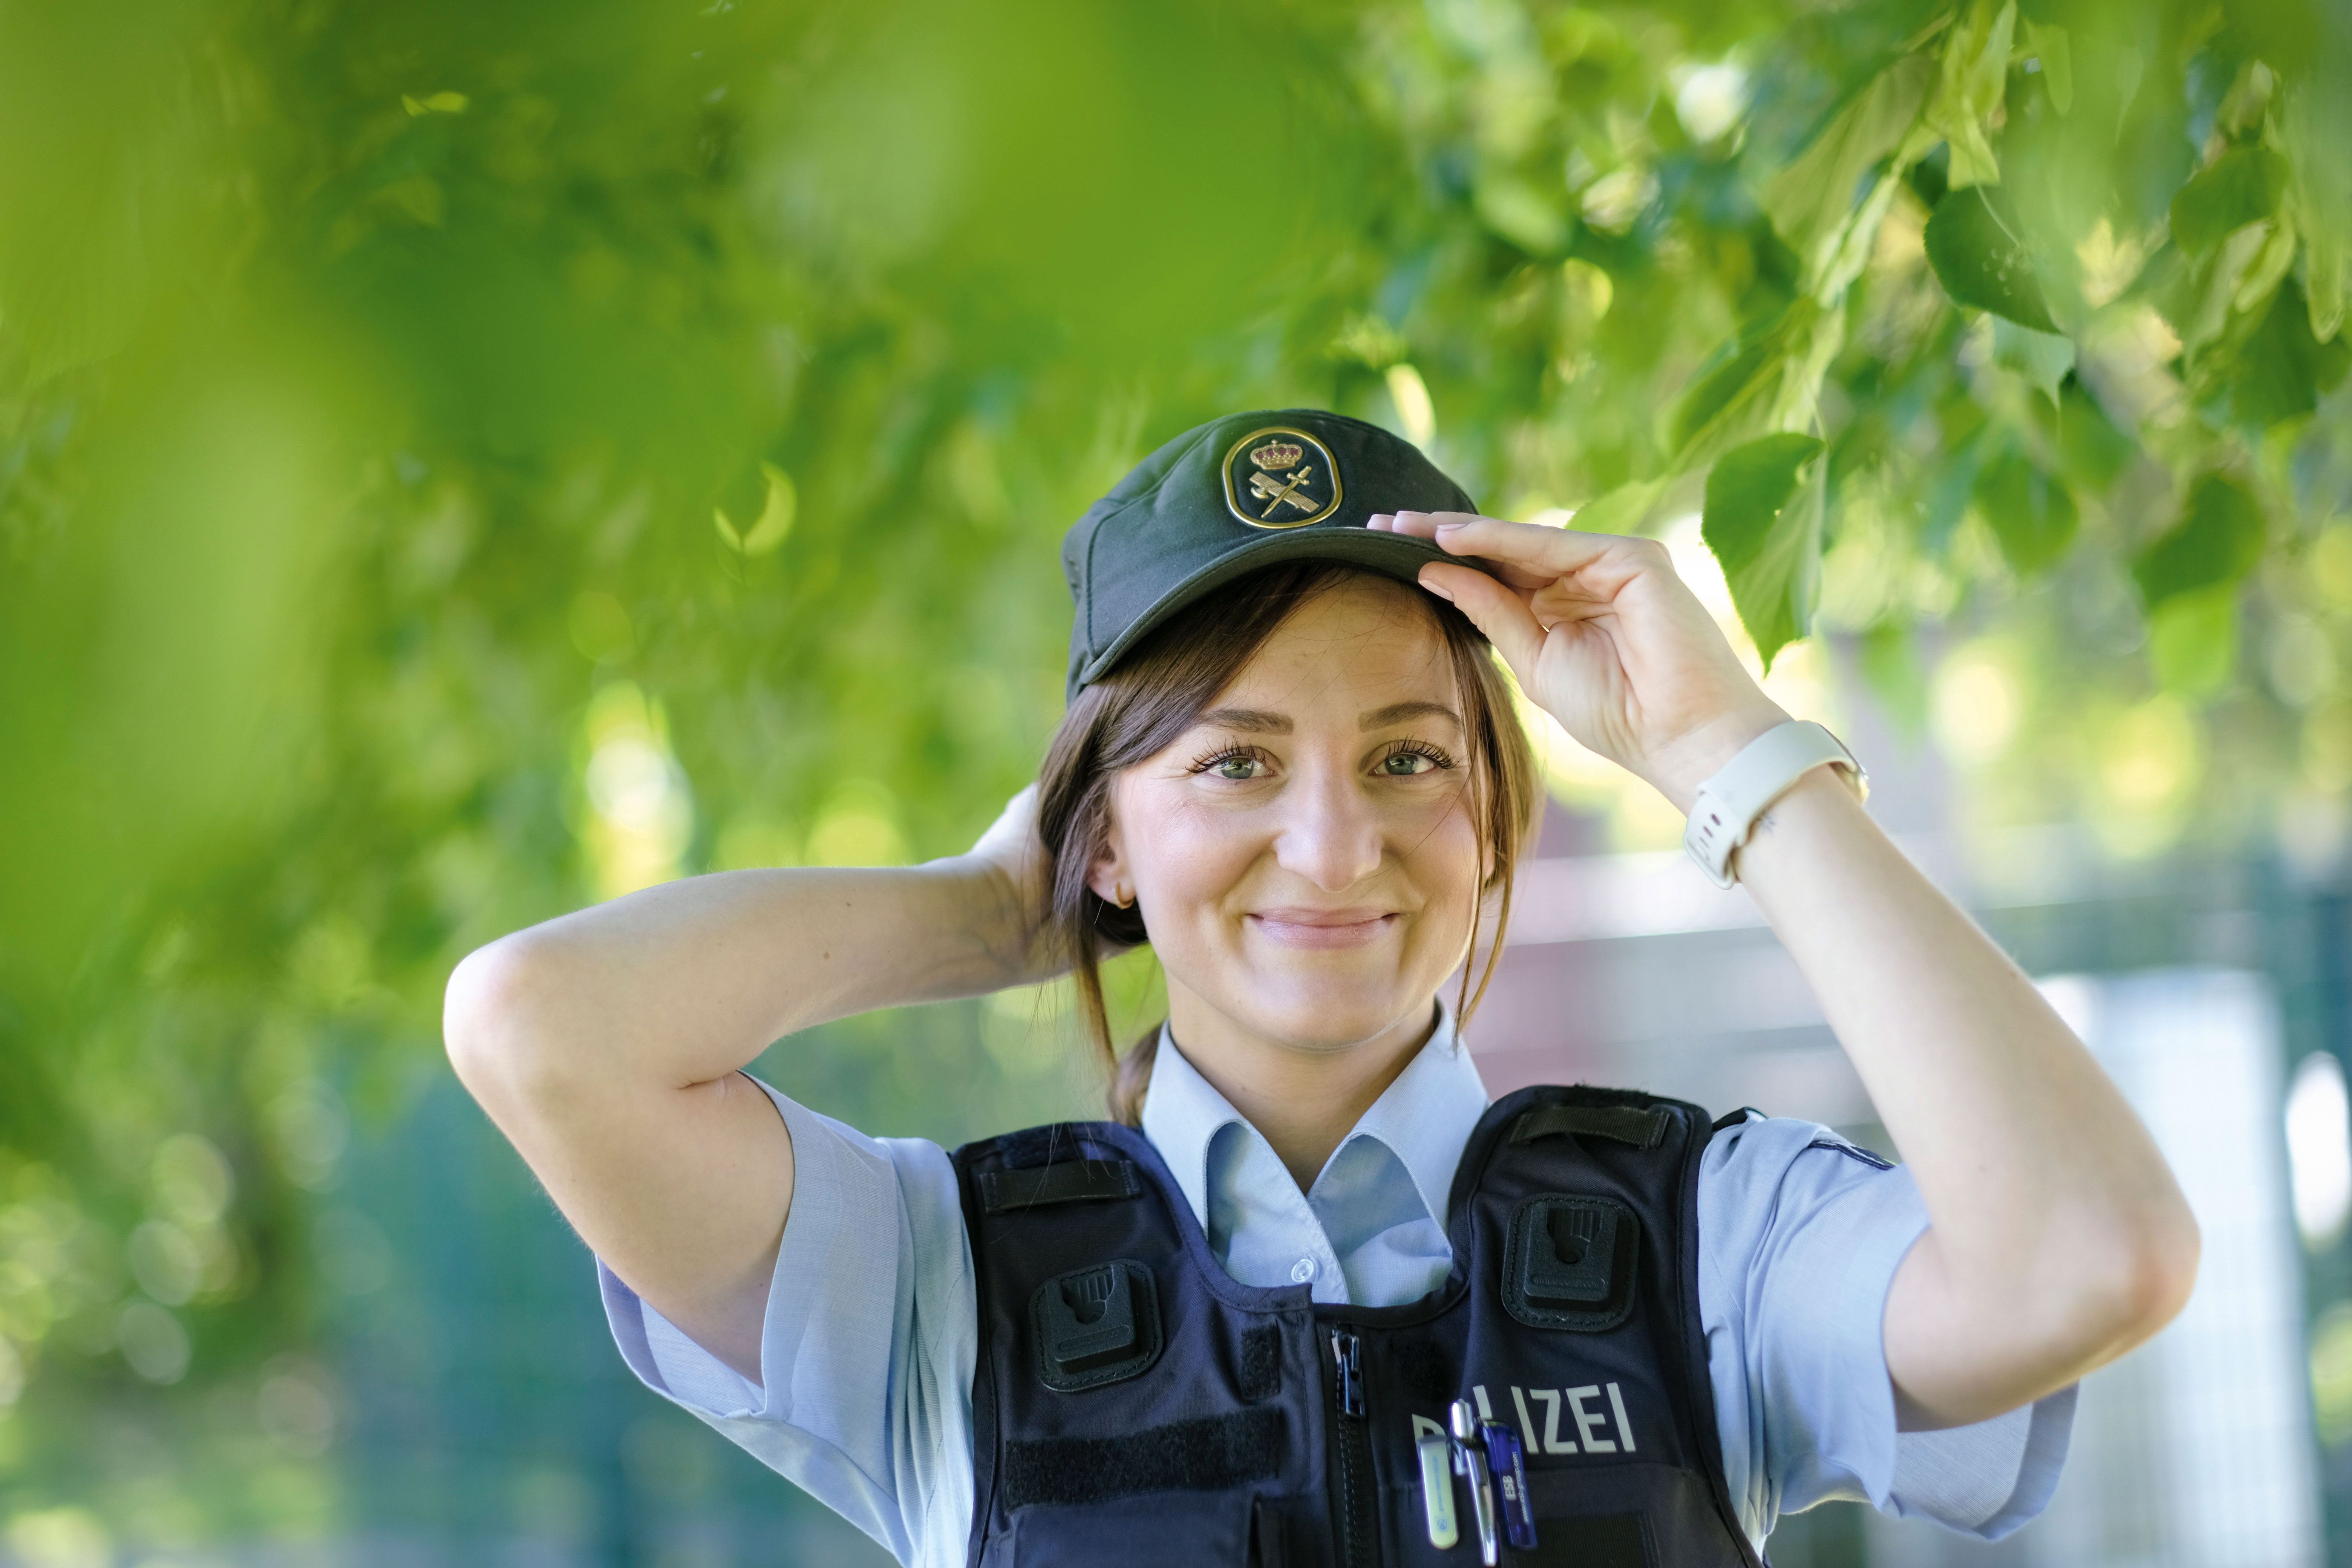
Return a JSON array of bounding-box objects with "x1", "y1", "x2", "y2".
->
[{"x1": 1034, "y1": 559, "x2": 1542, "y2": 1125}]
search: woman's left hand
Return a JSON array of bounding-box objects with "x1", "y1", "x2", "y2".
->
[{"x1": 1369, "y1": 511, "x2": 1785, "y2": 812}]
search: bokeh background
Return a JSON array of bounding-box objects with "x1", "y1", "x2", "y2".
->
[{"x1": 4, "y1": 0, "x2": 2351, "y2": 1562}]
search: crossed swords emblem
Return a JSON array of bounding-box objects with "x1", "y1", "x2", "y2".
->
[{"x1": 1248, "y1": 463, "x2": 1319, "y2": 519}]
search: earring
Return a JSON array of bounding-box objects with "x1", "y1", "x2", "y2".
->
[{"x1": 1114, "y1": 885, "x2": 1136, "y2": 910}]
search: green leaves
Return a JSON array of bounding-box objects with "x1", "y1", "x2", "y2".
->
[
  {"x1": 2282, "y1": 88, "x2": 2350, "y2": 341},
  {"x1": 713, "y1": 462, "x2": 798, "y2": 556},
  {"x1": 1667, "y1": 298, "x2": 1834, "y2": 462},
  {"x1": 1762, "y1": 57, "x2": 1932, "y2": 294},
  {"x1": 1922, "y1": 0, "x2": 2017, "y2": 190},
  {"x1": 1992, "y1": 319, "x2": 2076, "y2": 402},
  {"x1": 2214, "y1": 277, "x2": 2352, "y2": 426},
  {"x1": 1702, "y1": 433, "x2": 1826, "y2": 671},
  {"x1": 2134, "y1": 474, "x2": 2266, "y2": 609},
  {"x1": 2169, "y1": 148, "x2": 2287, "y2": 257},
  {"x1": 1972, "y1": 447, "x2": 2079, "y2": 574},
  {"x1": 1924, "y1": 187, "x2": 2059, "y2": 331}
]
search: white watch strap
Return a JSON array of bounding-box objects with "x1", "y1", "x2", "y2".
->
[{"x1": 1683, "y1": 720, "x2": 1866, "y2": 888}]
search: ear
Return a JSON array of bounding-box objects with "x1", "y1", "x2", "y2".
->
[{"x1": 1086, "y1": 822, "x2": 1132, "y2": 907}]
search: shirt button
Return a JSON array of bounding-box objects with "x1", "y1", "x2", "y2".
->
[{"x1": 1290, "y1": 1258, "x2": 1317, "y2": 1283}]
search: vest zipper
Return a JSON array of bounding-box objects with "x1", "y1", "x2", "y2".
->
[{"x1": 1328, "y1": 1326, "x2": 1377, "y2": 1568}]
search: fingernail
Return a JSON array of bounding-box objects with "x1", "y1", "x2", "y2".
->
[
  {"x1": 1419, "y1": 576, "x2": 1456, "y2": 602},
  {"x1": 1433, "y1": 521, "x2": 1465, "y2": 534}
]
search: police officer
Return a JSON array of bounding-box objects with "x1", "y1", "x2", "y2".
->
[{"x1": 447, "y1": 409, "x2": 2196, "y2": 1565}]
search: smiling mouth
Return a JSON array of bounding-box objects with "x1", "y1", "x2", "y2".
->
[{"x1": 1245, "y1": 908, "x2": 1400, "y2": 949}]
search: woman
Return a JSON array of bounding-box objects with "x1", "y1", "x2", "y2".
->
[{"x1": 445, "y1": 410, "x2": 2197, "y2": 1566}]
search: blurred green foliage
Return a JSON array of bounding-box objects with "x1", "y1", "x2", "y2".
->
[{"x1": 2, "y1": 0, "x2": 2350, "y2": 1545}]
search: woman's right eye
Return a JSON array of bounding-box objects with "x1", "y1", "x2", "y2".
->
[{"x1": 1211, "y1": 755, "x2": 1263, "y2": 780}]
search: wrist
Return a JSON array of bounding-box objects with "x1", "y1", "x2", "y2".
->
[
  {"x1": 1681, "y1": 720, "x2": 1868, "y2": 888},
  {"x1": 934, "y1": 852, "x2": 1051, "y2": 986},
  {"x1": 1643, "y1": 702, "x2": 1791, "y2": 815},
  {"x1": 1722, "y1": 763, "x2": 1860, "y2": 883}
]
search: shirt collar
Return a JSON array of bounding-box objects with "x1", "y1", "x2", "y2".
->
[{"x1": 1138, "y1": 998, "x2": 1492, "y2": 1232}]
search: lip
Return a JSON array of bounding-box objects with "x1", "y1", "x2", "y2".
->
[{"x1": 1245, "y1": 908, "x2": 1400, "y2": 949}]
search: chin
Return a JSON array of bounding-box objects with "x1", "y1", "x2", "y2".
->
[{"x1": 1233, "y1": 987, "x2": 1433, "y2": 1054}]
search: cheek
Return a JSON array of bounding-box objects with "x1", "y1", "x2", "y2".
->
[
  {"x1": 1119, "y1": 788, "x2": 1260, "y2": 908},
  {"x1": 1412, "y1": 801, "x2": 1489, "y2": 902}
]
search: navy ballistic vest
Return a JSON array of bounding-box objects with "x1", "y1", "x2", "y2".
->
[{"x1": 949, "y1": 1084, "x2": 1763, "y2": 1568}]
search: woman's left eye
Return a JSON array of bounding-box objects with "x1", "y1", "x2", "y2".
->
[{"x1": 1378, "y1": 748, "x2": 1447, "y2": 776}]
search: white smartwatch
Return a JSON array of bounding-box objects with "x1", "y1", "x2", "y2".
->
[{"x1": 1682, "y1": 720, "x2": 1867, "y2": 888}]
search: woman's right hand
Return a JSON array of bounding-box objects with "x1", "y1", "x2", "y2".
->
[
  {"x1": 1375, "y1": 511, "x2": 1787, "y2": 814},
  {"x1": 957, "y1": 784, "x2": 1063, "y2": 988}
]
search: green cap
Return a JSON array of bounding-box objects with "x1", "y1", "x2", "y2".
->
[{"x1": 1062, "y1": 408, "x2": 1488, "y2": 696}]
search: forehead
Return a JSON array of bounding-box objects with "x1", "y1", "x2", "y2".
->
[{"x1": 1210, "y1": 576, "x2": 1456, "y2": 716}]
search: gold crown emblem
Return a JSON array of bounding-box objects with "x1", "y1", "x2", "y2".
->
[{"x1": 1248, "y1": 439, "x2": 1305, "y2": 472}]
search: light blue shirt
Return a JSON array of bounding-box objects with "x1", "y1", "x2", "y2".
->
[{"x1": 597, "y1": 1009, "x2": 2075, "y2": 1566}]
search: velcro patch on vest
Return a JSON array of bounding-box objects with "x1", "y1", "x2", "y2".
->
[
  {"x1": 1510, "y1": 1103, "x2": 1670, "y2": 1150},
  {"x1": 1237, "y1": 1325, "x2": 1282, "y2": 1401},
  {"x1": 980, "y1": 1159, "x2": 1142, "y2": 1214},
  {"x1": 1001, "y1": 1409, "x2": 1285, "y2": 1509},
  {"x1": 1503, "y1": 1194, "x2": 1640, "y2": 1332}
]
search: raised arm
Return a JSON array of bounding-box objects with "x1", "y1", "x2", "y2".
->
[
  {"x1": 1393, "y1": 511, "x2": 2199, "y2": 1430},
  {"x1": 442, "y1": 790, "x2": 1050, "y2": 1382}
]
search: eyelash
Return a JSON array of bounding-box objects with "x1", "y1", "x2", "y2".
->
[
  {"x1": 1380, "y1": 739, "x2": 1459, "y2": 773},
  {"x1": 1183, "y1": 740, "x2": 1460, "y2": 777},
  {"x1": 1186, "y1": 744, "x2": 1271, "y2": 777}
]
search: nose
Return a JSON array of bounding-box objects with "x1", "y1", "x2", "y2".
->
[{"x1": 1271, "y1": 761, "x2": 1385, "y2": 893}]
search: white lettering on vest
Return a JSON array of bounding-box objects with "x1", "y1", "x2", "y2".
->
[
  {"x1": 1510, "y1": 1385, "x2": 1539, "y2": 1448},
  {"x1": 1566, "y1": 1385, "x2": 1617, "y2": 1453},
  {"x1": 1525, "y1": 1387, "x2": 1571, "y2": 1453},
  {"x1": 1607, "y1": 1380, "x2": 1637, "y2": 1453},
  {"x1": 1465, "y1": 1381, "x2": 1640, "y2": 1459}
]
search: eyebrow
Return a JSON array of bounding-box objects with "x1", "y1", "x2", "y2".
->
[
  {"x1": 1359, "y1": 700, "x2": 1461, "y2": 732},
  {"x1": 1195, "y1": 700, "x2": 1462, "y2": 735},
  {"x1": 1197, "y1": 706, "x2": 1291, "y2": 733}
]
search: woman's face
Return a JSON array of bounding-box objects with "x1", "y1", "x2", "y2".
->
[{"x1": 1093, "y1": 575, "x2": 1487, "y2": 1057}]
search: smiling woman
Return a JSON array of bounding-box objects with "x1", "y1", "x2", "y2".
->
[
  {"x1": 444, "y1": 407, "x2": 2196, "y2": 1568},
  {"x1": 1037, "y1": 560, "x2": 1538, "y2": 1147}
]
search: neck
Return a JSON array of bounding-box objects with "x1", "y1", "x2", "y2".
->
[{"x1": 1163, "y1": 992, "x2": 1442, "y2": 1193}]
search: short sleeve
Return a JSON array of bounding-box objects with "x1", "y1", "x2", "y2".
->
[
  {"x1": 1697, "y1": 1115, "x2": 2076, "y2": 1547},
  {"x1": 595, "y1": 1078, "x2": 977, "y2": 1568}
]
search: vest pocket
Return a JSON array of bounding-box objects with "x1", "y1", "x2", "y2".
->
[
  {"x1": 1504, "y1": 1511, "x2": 1654, "y2": 1568},
  {"x1": 1526, "y1": 1464, "x2": 1746, "y2": 1566},
  {"x1": 995, "y1": 1490, "x2": 1257, "y2": 1567}
]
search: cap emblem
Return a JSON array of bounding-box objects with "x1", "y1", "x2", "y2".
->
[{"x1": 1220, "y1": 426, "x2": 1342, "y2": 530}]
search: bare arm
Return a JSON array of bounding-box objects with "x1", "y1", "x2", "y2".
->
[
  {"x1": 1723, "y1": 770, "x2": 2194, "y2": 1426},
  {"x1": 1400, "y1": 512, "x2": 2199, "y2": 1430},
  {"x1": 442, "y1": 792, "x2": 1049, "y2": 1383}
]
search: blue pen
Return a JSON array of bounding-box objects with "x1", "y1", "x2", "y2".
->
[{"x1": 1479, "y1": 1419, "x2": 1539, "y2": 1552}]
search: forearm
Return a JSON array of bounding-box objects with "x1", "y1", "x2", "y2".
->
[
  {"x1": 1401, "y1": 512, "x2": 2195, "y2": 1419},
  {"x1": 1732, "y1": 769, "x2": 2196, "y2": 1416},
  {"x1": 447, "y1": 856, "x2": 1026, "y2": 1094}
]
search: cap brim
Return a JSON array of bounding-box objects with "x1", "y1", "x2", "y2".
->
[{"x1": 1073, "y1": 527, "x2": 1497, "y2": 691}]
